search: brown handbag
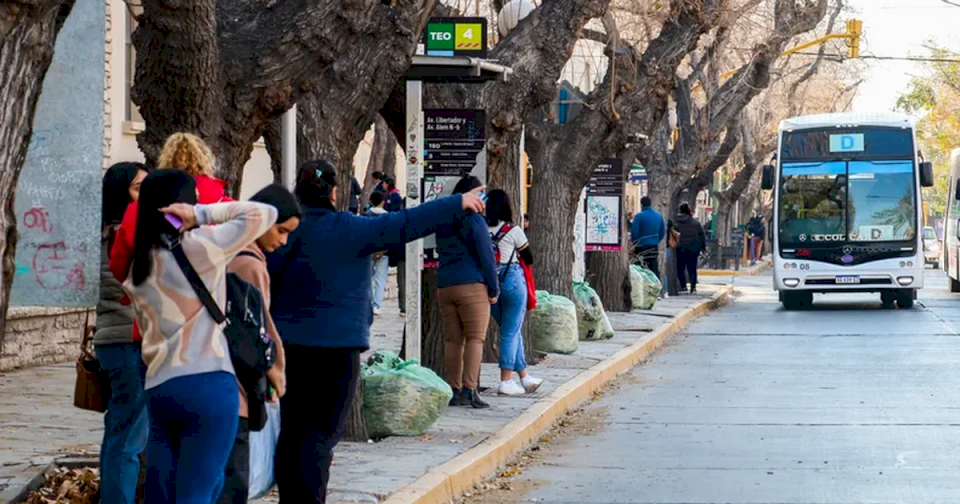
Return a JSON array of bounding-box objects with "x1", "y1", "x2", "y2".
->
[{"x1": 74, "y1": 312, "x2": 109, "y2": 412}]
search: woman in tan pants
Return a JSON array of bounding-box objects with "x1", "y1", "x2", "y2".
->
[{"x1": 435, "y1": 176, "x2": 501, "y2": 408}]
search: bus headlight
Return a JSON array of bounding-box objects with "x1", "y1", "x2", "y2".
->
[
  {"x1": 784, "y1": 278, "x2": 801, "y2": 287},
  {"x1": 897, "y1": 276, "x2": 914, "y2": 286}
]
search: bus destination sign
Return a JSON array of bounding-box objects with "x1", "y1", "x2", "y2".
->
[{"x1": 829, "y1": 133, "x2": 865, "y2": 153}]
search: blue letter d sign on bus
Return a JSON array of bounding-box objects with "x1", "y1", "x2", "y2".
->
[{"x1": 829, "y1": 133, "x2": 865, "y2": 153}]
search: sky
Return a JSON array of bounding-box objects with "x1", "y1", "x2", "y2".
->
[{"x1": 847, "y1": 0, "x2": 960, "y2": 114}]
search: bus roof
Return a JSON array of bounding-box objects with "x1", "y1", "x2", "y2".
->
[{"x1": 780, "y1": 112, "x2": 915, "y2": 132}]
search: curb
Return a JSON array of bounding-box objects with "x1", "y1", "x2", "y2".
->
[
  {"x1": 381, "y1": 285, "x2": 734, "y2": 504},
  {"x1": 699, "y1": 260, "x2": 771, "y2": 277}
]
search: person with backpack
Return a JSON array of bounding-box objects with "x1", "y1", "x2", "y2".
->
[
  {"x1": 265, "y1": 160, "x2": 486, "y2": 503},
  {"x1": 217, "y1": 185, "x2": 301, "y2": 504},
  {"x1": 436, "y1": 176, "x2": 500, "y2": 409},
  {"x1": 122, "y1": 169, "x2": 277, "y2": 502},
  {"x1": 485, "y1": 190, "x2": 542, "y2": 396}
]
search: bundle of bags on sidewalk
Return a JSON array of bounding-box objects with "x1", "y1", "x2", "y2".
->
[
  {"x1": 528, "y1": 290, "x2": 579, "y2": 354},
  {"x1": 629, "y1": 265, "x2": 662, "y2": 310},
  {"x1": 571, "y1": 281, "x2": 615, "y2": 341},
  {"x1": 361, "y1": 350, "x2": 452, "y2": 438}
]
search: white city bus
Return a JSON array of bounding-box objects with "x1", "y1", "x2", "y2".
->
[
  {"x1": 761, "y1": 112, "x2": 934, "y2": 310},
  {"x1": 943, "y1": 148, "x2": 960, "y2": 291}
]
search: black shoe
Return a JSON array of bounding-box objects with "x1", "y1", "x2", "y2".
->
[
  {"x1": 691, "y1": 287, "x2": 698, "y2": 294},
  {"x1": 462, "y1": 388, "x2": 490, "y2": 409},
  {"x1": 449, "y1": 388, "x2": 464, "y2": 406}
]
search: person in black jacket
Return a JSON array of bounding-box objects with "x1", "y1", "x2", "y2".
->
[{"x1": 674, "y1": 203, "x2": 706, "y2": 294}]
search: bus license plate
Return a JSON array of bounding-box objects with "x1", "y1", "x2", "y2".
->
[{"x1": 836, "y1": 275, "x2": 860, "y2": 285}]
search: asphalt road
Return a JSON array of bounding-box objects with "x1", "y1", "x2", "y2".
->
[{"x1": 502, "y1": 270, "x2": 960, "y2": 504}]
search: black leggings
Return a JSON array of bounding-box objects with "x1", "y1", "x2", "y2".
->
[
  {"x1": 677, "y1": 248, "x2": 700, "y2": 291},
  {"x1": 277, "y1": 346, "x2": 361, "y2": 503}
]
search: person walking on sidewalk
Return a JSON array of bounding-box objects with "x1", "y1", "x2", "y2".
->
[
  {"x1": 265, "y1": 160, "x2": 487, "y2": 503},
  {"x1": 485, "y1": 190, "x2": 543, "y2": 397},
  {"x1": 436, "y1": 176, "x2": 500, "y2": 409},
  {"x1": 218, "y1": 185, "x2": 300, "y2": 504},
  {"x1": 366, "y1": 192, "x2": 390, "y2": 316},
  {"x1": 124, "y1": 169, "x2": 277, "y2": 503},
  {"x1": 96, "y1": 161, "x2": 150, "y2": 504},
  {"x1": 747, "y1": 214, "x2": 765, "y2": 265},
  {"x1": 631, "y1": 196, "x2": 666, "y2": 280},
  {"x1": 674, "y1": 203, "x2": 707, "y2": 294}
]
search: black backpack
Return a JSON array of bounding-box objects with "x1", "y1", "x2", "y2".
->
[{"x1": 162, "y1": 235, "x2": 276, "y2": 429}]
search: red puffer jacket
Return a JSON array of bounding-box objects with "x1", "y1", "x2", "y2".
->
[{"x1": 110, "y1": 175, "x2": 234, "y2": 340}]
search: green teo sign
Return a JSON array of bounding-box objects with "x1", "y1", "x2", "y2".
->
[{"x1": 424, "y1": 17, "x2": 487, "y2": 59}]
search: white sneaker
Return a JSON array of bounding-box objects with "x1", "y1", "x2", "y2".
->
[
  {"x1": 521, "y1": 376, "x2": 543, "y2": 393},
  {"x1": 497, "y1": 380, "x2": 525, "y2": 396},
  {"x1": 373, "y1": 307, "x2": 381, "y2": 316}
]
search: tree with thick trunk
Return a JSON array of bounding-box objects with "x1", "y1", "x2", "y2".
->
[
  {"x1": 523, "y1": 0, "x2": 730, "y2": 298},
  {"x1": 0, "y1": 1, "x2": 76, "y2": 336},
  {"x1": 132, "y1": 0, "x2": 436, "y2": 195}
]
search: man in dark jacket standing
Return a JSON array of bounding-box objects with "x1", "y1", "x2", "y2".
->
[
  {"x1": 630, "y1": 196, "x2": 666, "y2": 280},
  {"x1": 674, "y1": 203, "x2": 707, "y2": 294}
]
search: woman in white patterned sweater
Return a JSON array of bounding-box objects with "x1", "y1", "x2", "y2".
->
[{"x1": 123, "y1": 168, "x2": 276, "y2": 503}]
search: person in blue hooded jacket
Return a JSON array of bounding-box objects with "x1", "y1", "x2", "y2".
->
[{"x1": 265, "y1": 160, "x2": 485, "y2": 503}]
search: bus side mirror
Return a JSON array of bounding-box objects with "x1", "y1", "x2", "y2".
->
[
  {"x1": 761, "y1": 165, "x2": 774, "y2": 190},
  {"x1": 920, "y1": 162, "x2": 934, "y2": 188}
]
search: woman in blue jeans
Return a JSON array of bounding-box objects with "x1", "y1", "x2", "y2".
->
[
  {"x1": 95, "y1": 162, "x2": 150, "y2": 504},
  {"x1": 485, "y1": 190, "x2": 543, "y2": 396},
  {"x1": 125, "y1": 167, "x2": 277, "y2": 503}
]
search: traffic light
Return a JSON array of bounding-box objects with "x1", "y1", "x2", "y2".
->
[{"x1": 846, "y1": 19, "x2": 862, "y2": 59}]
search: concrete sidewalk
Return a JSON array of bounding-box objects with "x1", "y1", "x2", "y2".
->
[
  {"x1": 0, "y1": 284, "x2": 731, "y2": 503},
  {"x1": 699, "y1": 256, "x2": 772, "y2": 277}
]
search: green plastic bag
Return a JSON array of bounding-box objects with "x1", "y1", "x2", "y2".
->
[
  {"x1": 361, "y1": 350, "x2": 452, "y2": 438},
  {"x1": 572, "y1": 282, "x2": 614, "y2": 340},
  {"x1": 528, "y1": 291, "x2": 579, "y2": 354},
  {"x1": 629, "y1": 265, "x2": 663, "y2": 310}
]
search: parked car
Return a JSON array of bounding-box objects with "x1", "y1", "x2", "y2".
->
[{"x1": 923, "y1": 226, "x2": 941, "y2": 269}]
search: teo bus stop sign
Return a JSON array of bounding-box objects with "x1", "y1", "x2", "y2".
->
[{"x1": 401, "y1": 17, "x2": 511, "y2": 361}]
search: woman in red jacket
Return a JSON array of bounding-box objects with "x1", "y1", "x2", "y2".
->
[{"x1": 110, "y1": 133, "x2": 233, "y2": 340}]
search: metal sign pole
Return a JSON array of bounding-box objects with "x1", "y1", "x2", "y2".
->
[
  {"x1": 404, "y1": 80, "x2": 424, "y2": 362},
  {"x1": 281, "y1": 104, "x2": 297, "y2": 191}
]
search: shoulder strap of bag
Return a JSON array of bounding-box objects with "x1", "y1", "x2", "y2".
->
[
  {"x1": 161, "y1": 234, "x2": 227, "y2": 325},
  {"x1": 236, "y1": 250, "x2": 262, "y2": 262},
  {"x1": 492, "y1": 223, "x2": 513, "y2": 244}
]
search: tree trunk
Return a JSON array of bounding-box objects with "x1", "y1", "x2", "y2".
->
[
  {"x1": 419, "y1": 268, "x2": 446, "y2": 378},
  {"x1": 527, "y1": 171, "x2": 579, "y2": 298},
  {"x1": 0, "y1": 1, "x2": 76, "y2": 339},
  {"x1": 134, "y1": 0, "x2": 433, "y2": 195},
  {"x1": 360, "y1": 115, "x2": 394, "y2": 208},
  {"x1": 343, "y1": 378, "x2": 368, "y2": 442}
]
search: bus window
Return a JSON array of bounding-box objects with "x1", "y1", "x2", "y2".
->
[
  {"x1": 779, "y1": 161, "x2": 846, "y2": 244},
  {"x1": 847, "y1": 161, "x2": 916, "y2": 242}
]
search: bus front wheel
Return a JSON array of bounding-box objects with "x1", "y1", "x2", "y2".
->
[
  {"x1": 880, "y1": 291, "x2": 896, "y2": 309},
  {"x1": 896, "y1": 289, "x2": 915, "y2": 309},
  {"x1": 781, "y1": 291, "x2": 812, "y2": 310}
]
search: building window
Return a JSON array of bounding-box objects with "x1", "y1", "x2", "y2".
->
[{"x1": 125, "y1": 4, "x2": 143, "y2": 123}]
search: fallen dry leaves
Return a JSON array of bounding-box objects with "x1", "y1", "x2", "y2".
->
[{"x1": 25, "y1": 467, "x2": 99, "y2": 504}]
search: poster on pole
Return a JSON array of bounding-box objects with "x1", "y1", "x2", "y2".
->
[
  {"x1": 421, "y1": 109, "x2": 486, "y2": 256},
  {"x1": 585, "y1": 159, "x2": 624, "y2": 251}
]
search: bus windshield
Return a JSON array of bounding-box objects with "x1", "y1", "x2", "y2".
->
[
  {"x1": 779, "y1": 160, "x2": 917, "y2": 245},
  {"x1": 847, "y1": 161, "x2": 916, "y2": 242}
]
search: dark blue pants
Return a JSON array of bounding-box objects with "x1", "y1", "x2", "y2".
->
[
  {"x1": 677, "y1": 247, "x2": 700, "y2": 292},
  {"x1": 97, "y1": 342, "x2": 149, "y2": 504},
  {"x1": 145, "y1": 372, "x2": 239, "y2": 504},
  {"x1": 277, "y1": 346, "x2": 361, "y2": 503}
]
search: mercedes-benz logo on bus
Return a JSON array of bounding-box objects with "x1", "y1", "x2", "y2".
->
[
  {"x1": 799, "y1": 234, "x2": 807, "y2": 242},
  {"x1": 842, "y1": 246, "x2": 853, "y2": 255}
]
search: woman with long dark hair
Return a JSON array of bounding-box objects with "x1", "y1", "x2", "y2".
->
[
  {"x1": 96, "y1": 162, "x2": 149, "y2": 504},
  {"x1": 436, "y1": 176, "x2": 500, "y2": 409},
  {"x1": 266, "y1": 160, "x2": 485, "y2": 503},
  {"x1": 484, "y1": 190, "x2": 542, "y2": 396},
  {"x1": 123, "y1": 169, "x2": 277, "y2": 503}
]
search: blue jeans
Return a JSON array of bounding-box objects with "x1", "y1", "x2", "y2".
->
[
  {"x1": 97, "y1": 342, "x2": 149, "y2": 504},
  {"x1": 491, "y1": 264, "x2": 527, "y2": 372},
  {"x1": 145, "y1": 372, "x2": 239, "y2": 504},
  {"x1": 371, "y1": 255, "x2": 389, "y2": 309}
]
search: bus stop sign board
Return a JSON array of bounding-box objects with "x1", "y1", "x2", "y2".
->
[{"x1": 424, "y1": 18, "x2": 487, "y2": 59}]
